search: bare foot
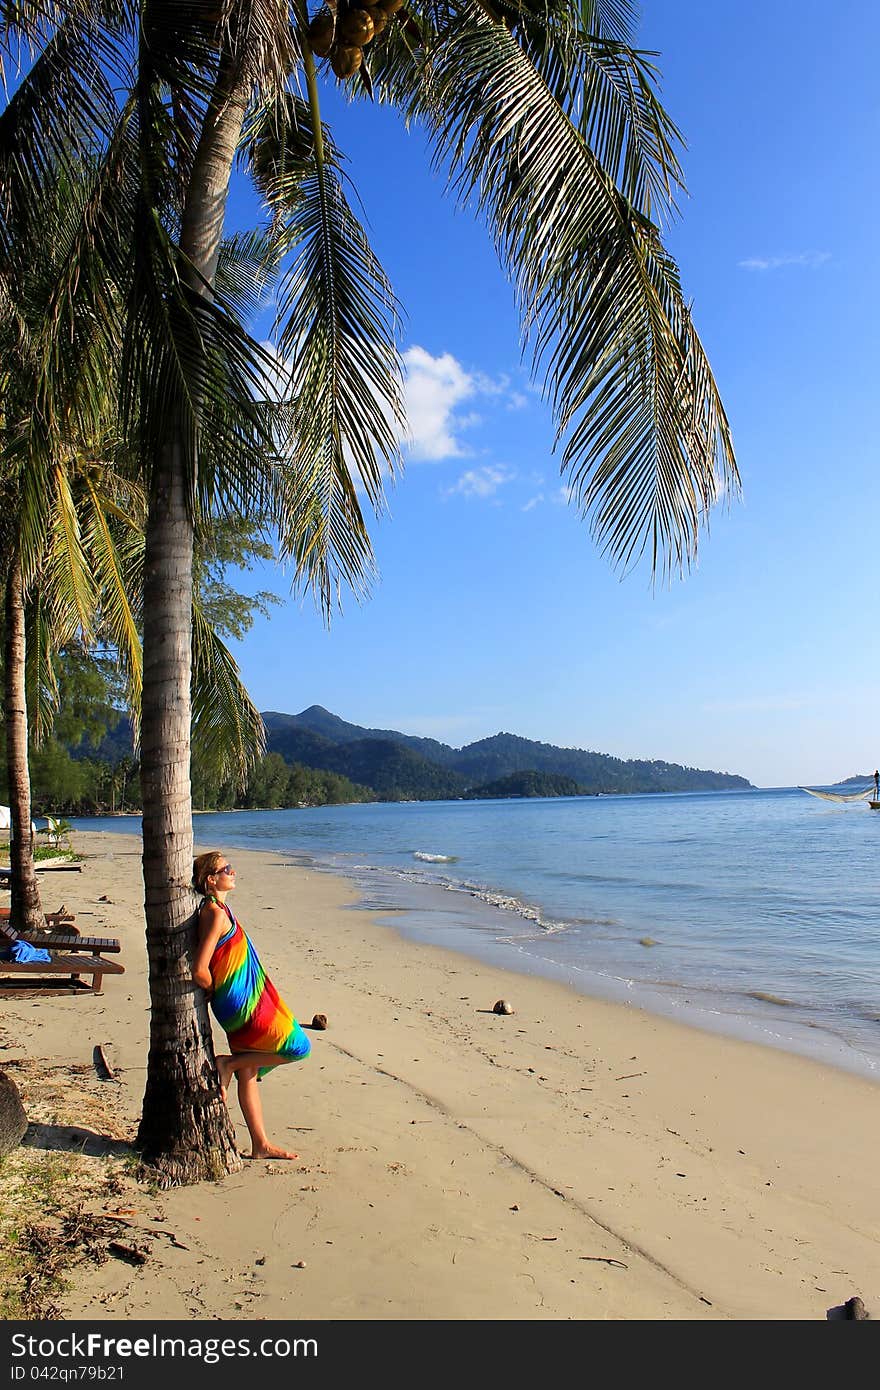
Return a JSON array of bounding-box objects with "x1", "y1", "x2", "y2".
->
[
  {"x1": 216, "y1": 1055, "x2": 234, "y2": 1104},
  {"x1": 246, "y1": 1144, "x2": 299, "y2": 1161}
]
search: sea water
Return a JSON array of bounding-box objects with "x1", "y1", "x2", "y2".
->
[{"x1": 75, "y1": 787, "x2": 880, "y2": 1078}]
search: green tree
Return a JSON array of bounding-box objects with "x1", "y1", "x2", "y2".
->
[
  {"x1": 2, "y1": 0, "x2": 737, "y2": 1183},
  {"x1": 28, "y1": 741, "x2": 92, "y2": 812},
  {"x1": 0, "y1": 197, "x2": 271, "y2": 938},
  {"x1": 194, "y1": 515, "x2": 281, "y2": 643},
  {"x1": 46, "y1": 644, "x2": 128, "y2": 754},
  {"x1": 0, "y1": 439, "x2": 144, "y2": 932},
  {"x1": 243, "y1": 752, "x2": 291, "y2": 807}
]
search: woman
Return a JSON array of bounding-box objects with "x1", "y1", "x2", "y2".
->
[{"x1": 192, "y1": 851, "x2": 311, "y2": 1160}]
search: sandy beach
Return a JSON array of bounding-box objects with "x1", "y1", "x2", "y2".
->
[{"x1": 1, "y1": 827, "x2": 879, "y2": 1322}]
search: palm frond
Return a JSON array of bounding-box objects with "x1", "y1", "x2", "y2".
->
[
  {"x1": 140, "y1": 1, "x2": 226, "y2": 118},
  {"x1": 123, "y1": 227, "x2": 291, "y2": 520},
  {"x1": 242, "y1": 83, "x2": 322, "y2": 204},
  {"x1": 215, "y1": 227, "x2": 279, "y2": 323},
  {"x1": 0, "y1": 9, "x2": 121, "y2": 255},
  {"x1": 138, "y1": 1, "x2": 300, "y2": 215},
  {"x1": 33, "y1": 120, "x2": 139, "y2": 454},
  {"x1": 382, "y1": 1, "x2": 684, "y2": 221},
  {"x1": 533, "y1": 32, "x2": 685, "y2": 221},
  {"x1": 122, "y1": 18, "x2": 286, "y2": 511},
  {"x1": 43, "y1": 458, "x2": 98, "y2": 639},
  {"x1": 227, "y1": 0, "x2": 300, "y2": 99},
  {"x1": 77, "y1": 465, "x2": 145, "y2": 710},
  {"x1": 13, "y1": 436, "x2": 54, "y2": 587},
  {"x1": 243, "y1": 79, "x2": 406, "y2": 613},
  {"x1": 565, "y1": 0, "x2": 638, "y2": 45},
  {"x1": 23, "y1": 586, "x2": 58, "y2": 745},
  {"x1": 191, "y1": 599, "x2": 266, "y2": 787},
  {"x1": 377, "y1": 5, "x2": 737, "y2": 576}
]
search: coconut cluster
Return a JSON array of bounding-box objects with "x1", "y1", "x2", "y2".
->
[{"x1": 307, "y1": 0, "x2": 405, "y2": 78}]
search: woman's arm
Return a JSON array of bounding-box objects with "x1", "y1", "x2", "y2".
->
[{"x1": 192, "y1": 903, "x2": 226, "y2": 991}]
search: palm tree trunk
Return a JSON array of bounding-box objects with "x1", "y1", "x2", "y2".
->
[
  {"x1": 136, "y1": 40, "x2": 251, "y2": 1183},
  {"x1": 137, "y1": 443, "x2": 240, "y2": 1178},
  {"x1": 3, "y1": 557, "x2": 45, "y2": 932}
]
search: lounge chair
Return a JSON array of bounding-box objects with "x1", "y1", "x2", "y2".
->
[
  {"x1": 37, "y1": 815, "x2": 72, "y2": 850},
  {"x1": 0, "y1": 918, "x2": 124, "y2": 996},
  {"x1": 0, "y1": 913, "x2": 121, "y2": 955},
  {"x1": 0, "y1": 862, "x2": 82, "y2": 886},
  {"x1": 0, "y1": 953, "x2": 125, "y2": 995}
]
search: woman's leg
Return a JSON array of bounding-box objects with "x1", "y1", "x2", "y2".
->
[
  {"x1": 214, "y1": 1051, "x2": 299, "y2": 1159},
  {"x1": 235, "y1": 1061, "x2": 299, "y2": 1161},
  {"x1": 215, "y1": 1050, "x2": 287, "y2": 1101}
]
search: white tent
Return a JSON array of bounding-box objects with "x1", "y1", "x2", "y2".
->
[{"x1": 0, "y1": 806, "x2": 37, "y2": 834}]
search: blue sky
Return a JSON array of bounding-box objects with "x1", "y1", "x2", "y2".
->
[{"x1": 224, "y1": 0, "x2": 880, "y2": 789}]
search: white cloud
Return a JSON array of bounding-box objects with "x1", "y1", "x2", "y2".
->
[
  {"x1": 738, "y1": 251, "x2": 831, "y2": 272},
  {"x1": 401, "y1": 346, "x2": 478, "y2": 460},
  {"x1": 445, "y1": 465, "x2": 514, "y2": 499},
  {"x1": 456, "y1": 410, "x2": 484, "y2": 431},
  {"x1": 402, "y1": 347, "x2": 526, "y2": 461},
  {"x1": 521, "y1": 493, "x2": 544, "y2": 512},
  {"x1": 261, "y1": 340, "x2": 526, "y2": 486}
]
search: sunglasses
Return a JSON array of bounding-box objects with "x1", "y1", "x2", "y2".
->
[{"x1": 215, "y1": 863, "x2": 234, "y2": 875}]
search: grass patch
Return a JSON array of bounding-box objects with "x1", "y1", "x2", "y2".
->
[
  {"x1": 0, "y1": 846, "x2": 78, "y2": 866},
  {"x1": 0, "y1": 1057, "x2": 141, "y2": 1319},
  {"x1": 34, "y1": 846, "x2": 78, "y2": 863},
  {"x1": 0, "y1": 1154, "x2": 133, "y2": 1318}
]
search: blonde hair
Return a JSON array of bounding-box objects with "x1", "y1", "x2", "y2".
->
[{"x1": 193, "y1": 851, "x2": 226, "y2": 895}]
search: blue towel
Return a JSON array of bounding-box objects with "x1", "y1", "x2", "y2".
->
[{"x1": 1, "y1": 939, "x2": 51, "y2": 963}]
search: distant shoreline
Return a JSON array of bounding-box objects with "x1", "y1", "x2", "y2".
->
[{"x1": 73, "y1": 783, "x2": 763, "y2": 819}]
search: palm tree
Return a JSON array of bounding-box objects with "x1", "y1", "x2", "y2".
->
[
  {"x1": 0, "y1": 0, "x2": 737, "y2": 1183},
  {"x1": 0, "y1": 154, "x2": 258, "y2": 937},
  {"x1": 0, "y1": 142, "x2": 137, "y2": 931},
  {"x1": 2, "y1": 552, "x2": 42, "y2": 928},
  {"x1": 0, "y1": 152, "x2": 271, "y2": 953}
]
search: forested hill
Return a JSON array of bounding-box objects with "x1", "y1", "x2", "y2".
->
[
  {"x1": 261, "y1": 707, "x2": 753, "y2": 801},
  {"x1": 463, "y1": 771, "x2": 588, "y2": 800}
]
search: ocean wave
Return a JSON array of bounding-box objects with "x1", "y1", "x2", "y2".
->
[
  {"x1": 465, "y1": 886, "x2": 567, "y2": 933},
  {"x1": 343, "y1": 858, "x2": 570, "y2": 935},
  {"x1": 408, "y1": 867, "x2": 569, "y2": 934}
]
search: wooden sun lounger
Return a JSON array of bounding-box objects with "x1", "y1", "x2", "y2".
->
[
  {"x1": 0, "y1": 952, "x2": 124, "y2": 996},
  {"x1": 0, "y1": 919, "x2": 124, "y2": 996},
  {"x1": 18, "y1": 929, "x2": 121, "y2": 953},
  {"x1": 0, "y1": 864, "x2": 83, "y2": 885},
  {"x1": 0, "y1": 917, "x2": 121, "y2": 956}
]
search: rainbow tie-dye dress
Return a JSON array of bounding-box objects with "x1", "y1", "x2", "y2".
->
[{"x1": 206, "y1": 899, "x2": 311, "y2": 1072}]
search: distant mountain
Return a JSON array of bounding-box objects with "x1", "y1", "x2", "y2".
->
[
  {"x1": 264, "y1": 706, "x2": 460, "y2": 766},
  {"x1": 259, "y1": 718, "x2": 340, "y2": 770},
  {"x1": 449, "y1": 731, "x2": 746, "y2": 794},
  {"x1": 262, "y1": 706, "x2": 752, "y2": 801},
  {"x1": 70, "y1": 715, "x2": 135, "y2": 766}
]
